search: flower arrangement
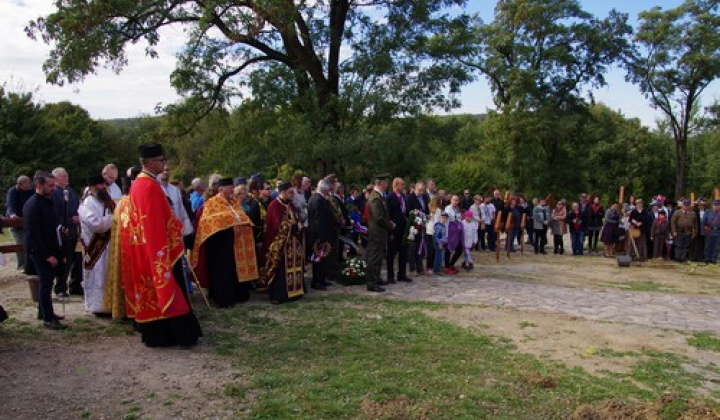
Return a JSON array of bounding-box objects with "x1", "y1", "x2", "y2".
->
[
  {"x1": 337, "y1": 257, "x2": 367, "y2": 285},
  {"x1": 406, "y1": 209, "x2": 427, "y2": 242}
]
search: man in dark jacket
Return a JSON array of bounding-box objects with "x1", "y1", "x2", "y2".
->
[
  {"x1": 50, "y1": 167, "x2": 82, "y2": 297},
  {"x1": 386, "y1": 177, "x2": 411, "y2": 283},
  {"x1": 366, "y1": 174, "x2": 393, "y2": 292},
  {"x1": 24, "y1": 172, "x2": 67, "y2": 330},
  {"x1": 307, "y1": 179, "x2": 339, "y2": 290},
  {"x1": 5, "y1": 175, "x2": 33, "y2": 270},
  {"x1": 579, "y1": 193, "x2": 592, "y2": 251}
]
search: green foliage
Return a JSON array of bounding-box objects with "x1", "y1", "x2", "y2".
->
[
  {"x1": 626, "y1": 0, "x2": 720, "y2": 197},
  {"x1": 0, "y1": 88, "x2": 141, "y2": 193}
]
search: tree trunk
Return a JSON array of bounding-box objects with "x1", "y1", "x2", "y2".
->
[{"x1": 674, "y1": 135, "x2": 687, "y2": 199}]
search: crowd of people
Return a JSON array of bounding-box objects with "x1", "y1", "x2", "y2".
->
[{"x1": 2, "y1": 142, "x2": 719, "y2": 345}]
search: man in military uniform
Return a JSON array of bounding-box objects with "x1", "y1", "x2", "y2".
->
[
  {"x1": 366, "y1": 174, "x2": 393, "y2": 293},
  {"x1": 671, "y1": 199, "x2": 697, "y2": 262},
  {"x1": 703, "y1": 199, "x2": 720, "y2": 264}
]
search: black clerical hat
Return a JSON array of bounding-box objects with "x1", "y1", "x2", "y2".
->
[
  {"x1": 278, "y1": 182, "x2": 292, "y2": 192},
  {"x1": 87, "y1": 175, "x2": 106, "y2": 186},
  {"x1": 138, "y1": 143, "x2": 164, "y2": 159},
  {"x1": 218, "y1": 177, "x2": 234, "y2": 187}
]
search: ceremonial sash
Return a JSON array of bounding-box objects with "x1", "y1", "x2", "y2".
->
[{"x1": 83, "y1": 231, "x2": 111, "y2": 270}]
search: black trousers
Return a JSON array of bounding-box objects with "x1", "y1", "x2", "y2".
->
[
  {"x1": 444, "y1": 245, "x2": 463, "y2": 268},
  {"x1": 425, "y1": 234, "x2": 435, "y2": 270},
  {"x1": 55, "y1": 241, "x2": 82, "y2": 294},
  {"x1": 386, "y1": 234, "x2": 408, "y2": 280},
  {"x1": 534, "y1": 228, "x2": 547, "y2": 253},
  {"x1": 29, "y1": 255, "x2": 57, "y2": 322}
]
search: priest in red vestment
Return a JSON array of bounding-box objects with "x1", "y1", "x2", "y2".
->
[
  {"x1": 120, "y1": 144, "x2": 202, "y2": 347},
  {"x1": 260, "y1": 182, "x2": 305, "y2": 303},
  {"x1": 192, "y1": 177, "x2": 258, "y2": 308}
]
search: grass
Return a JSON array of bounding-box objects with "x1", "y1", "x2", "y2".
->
[
  {"x1": 197, "y1": 295, "x2": 713, "y2": 419},
  {"x1": 1, "y1": 292, "x2": 716, "y2": 418},
  {"x1": 597, "y1": 280, "x2": 676, "y2": 293},
  {"x1": 688, "y1": 332, "x2": 720, "y2": 352}
]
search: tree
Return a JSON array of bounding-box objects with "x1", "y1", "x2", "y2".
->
[
  {"x1": 626, "y1": 0, "x2": 720, "y2": 198},
  {"x1": 442, "y1": 0, "x2": 631, "y2": 188},
  {"x1": 27, "y1": 0, "x2": 472, "y2": 175}
]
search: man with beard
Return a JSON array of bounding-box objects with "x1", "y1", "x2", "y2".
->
[
  {"x1": 102, "y1": 163, "x2": 123, "y2": 201},
  {"x1": 307, "y1": 179, "x2": 339, "y2": 290},
  {"x1": 79, "y1": 175, "x2": 114, "y2": 315},
  {"x1": 120, "y1": 144, "x2": 202, "y2": 347},
  {"x1": 192, "y1": 178, "x2": 258, "y2": 308},
  {"x1": 24, "y1": 172, "x2": 66, "y2": 330},
  {"x1": 51, "y1": 167, "x2": 83, "y2": 297},
  {"x1": 260, "y1": 182, "x2": 305, "y2": 303}
]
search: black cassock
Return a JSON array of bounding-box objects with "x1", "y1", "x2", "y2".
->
[{"x1": 206, "y1": 228, "x2": 251, "y2": 308}]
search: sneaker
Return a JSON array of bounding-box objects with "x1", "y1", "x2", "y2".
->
[{"x1": 426, "y1": 269, "x2": 434, "y2": 275}]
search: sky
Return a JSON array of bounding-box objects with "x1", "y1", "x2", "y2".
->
[{"x1": 1, "y1": 0, "x2": 717, "y2": 128}]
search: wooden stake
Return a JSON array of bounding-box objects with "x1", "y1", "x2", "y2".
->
[
  {"x1": 715, "y1": 187, "x2": 719, "y2": 200},
  {"x1": 619, "y1": 185, "x2": 625, "y2": 205},
  {"x1": 691, "y1": 192, "x2": 695, "y2": 208}
]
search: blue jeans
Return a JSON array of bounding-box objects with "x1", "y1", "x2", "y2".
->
[
  {"x1": 29, "y1": 255, "x2": 57, "y2": 322},
  {"x1": 433, "y1": 247, "x2": 445, "y2": 272},
  {"x1": 570, "y1": 230, "x2": 585, "y2": 255}
]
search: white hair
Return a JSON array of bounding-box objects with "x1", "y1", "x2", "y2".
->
[
  {"x1": 191, "y1": 177, "x2": 204, "y2": 189},
  {"x1": 52, "y1": 167, "x2": 67, "y2": 177},
  {"x1": 317, "y1": 179, "x2": 330, "y2": 193},
  {"x1": 208, "y1": 173, "x2": 222, "y2": 187}
]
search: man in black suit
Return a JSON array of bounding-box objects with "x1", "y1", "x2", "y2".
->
[
  {"x1": 24, "y1": 172, "x2": 67, "y2": 330},
  {"x1": 386, "y1": 177, "x2": 411, "y2": 283},
  {"x1": 50, "y1": 167, "x2": 82, "y2": 297},
  {"x1": 307, "y1": 179, "x2": 339, "y2": 290},
  {"x1": 407, "y1": 181, "x2": 429, "y2": 276},
  {"x1": 460, "y1": 189, "x2": 473, "y2": 211},
  {"x1": 366, "y1": 174, "x2": 393, "y2": 292}
]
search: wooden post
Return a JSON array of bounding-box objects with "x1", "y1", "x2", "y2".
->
[
  {"x1": 714, "y1": 187, "x2": 720, "y2": 200},
  {"x1": 691, "y1": 192, "x2": 695, "y2": 208},
  {"x1": 495, "y1": 211, "x2": 503, "y2": 262},
  {"x1": 505, "y1": 211, "x2": 514, "y2": 259},
  {"x1": 618, "y1": 185, "x2": 625, "y2": 205},
  {"x1": 520, "y1": 213, "x2": 527, "y2": 256}
]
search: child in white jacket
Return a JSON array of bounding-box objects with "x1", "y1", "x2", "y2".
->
[{"x1": 461, "y1": 210, "x2": 478, "y2": 270}]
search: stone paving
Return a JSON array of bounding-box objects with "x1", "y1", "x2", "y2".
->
[{"x1": 331, "y1": 274, "x2": 720, "y2": 334}]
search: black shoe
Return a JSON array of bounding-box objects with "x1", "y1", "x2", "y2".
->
[
  {"x1": 69, "y1": 289, "x2": 84, "y2": 296},
  {"x1": 397, "y1": 276, "x2": 413, "y2": 283},
  {"x1": 55, "y1": 292, "x2": 70, "y2": 298},
  {"x1": 367, "y1": 285, "x2": 386, "y2": 292},
  {"x1": 311, "y1": 283, "x2": 327, "y2": 291},
  {"x1": 43, "y1": 319, "x2": 68, "y2": 330},
  {"x1": 382, "y1": 279, "x2": 394, "y2": 285}
]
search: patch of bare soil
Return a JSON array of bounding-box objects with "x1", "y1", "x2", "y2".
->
[
  {"x1": 571, "y1": 394, "x2": 720, "y2": 420},
  {"x1": 426, "y1": 306, "x2": 720, "y2": 393},
  {"x1": 467, "y1": 250, "x2": 720, "y2": 296},
  {"x1": 0, "y1": 264, "x2": 246, "y2": 420},
  {"x1": 360, "y1": 395, "x2": 437, "y2": 420}
]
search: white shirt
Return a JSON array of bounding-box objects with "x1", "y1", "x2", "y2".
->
[
  {"x1": 444, "y1": 204, "x2": 461, "y2": 223},
  {"x1": 479, "y1": 203, "x2": 496, "y2": 225},
  {"x1": 161, "y1": 182, "x2": 194, "y2": 237},
  {"x1": 470, "y1": 203, "x2": 482, "y2": 223},
  {"x1": 108, "y1": 183, "x2": 122, "y2": 201}
]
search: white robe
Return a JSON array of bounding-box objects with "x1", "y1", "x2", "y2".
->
[{"x1": 79, "y1": 195, "x2": 113, "y2": 313}]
